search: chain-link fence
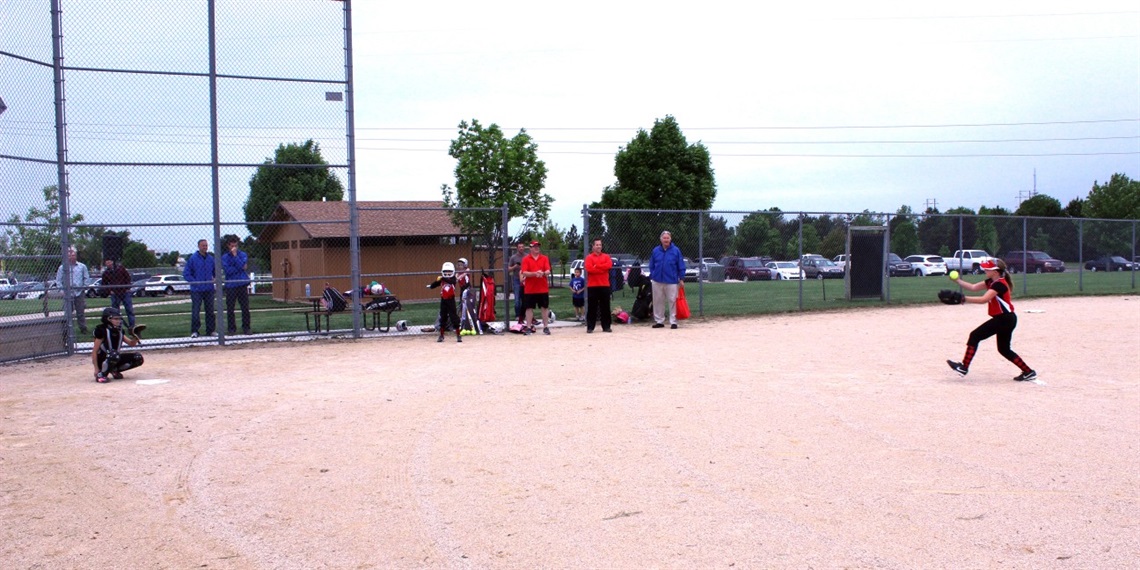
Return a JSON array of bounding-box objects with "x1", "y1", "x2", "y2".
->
[{"x1": 582, "y1": 208, "x2": 1138, "y2": 318}]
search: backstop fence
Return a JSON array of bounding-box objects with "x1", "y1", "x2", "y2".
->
[{"x1": 1, "y1": 2, "x2": 1136, "y2": 363}]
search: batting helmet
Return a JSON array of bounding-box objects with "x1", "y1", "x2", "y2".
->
[{"x1": 441, "y1": 262, "x2": 455, "y2": 278}]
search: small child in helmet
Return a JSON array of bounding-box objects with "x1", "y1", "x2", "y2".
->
[
  {"x1": 427, "y1": 262, "x2": 462, "y2": 343},
  {"x1": 92, "y1": 306, "x2": 144, "y2": 383}
]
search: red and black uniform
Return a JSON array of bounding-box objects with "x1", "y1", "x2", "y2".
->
[
  {"x1": 584, "y1": 251, "x2": 613, "y2": 332},
  {"x1": 429, "y1": 275, "x2": 461, "y2": 340},
  {"x1": 959, "y1": 277, "x2": 1032, "y2": 373},
  {"x1": 93, "y1": 324, "x2": 144, "y2": 375}
]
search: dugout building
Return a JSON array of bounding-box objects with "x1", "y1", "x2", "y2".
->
[{"x1": 258, "y1": 201, "x2": 475, "y2": 302}]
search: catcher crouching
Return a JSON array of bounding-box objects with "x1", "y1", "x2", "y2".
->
[{"x1": 92, "y1": 306, "x2": 145, "y2": 383}]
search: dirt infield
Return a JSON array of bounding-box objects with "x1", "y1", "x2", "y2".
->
[{"x1": 2, "y1": 296, "x2": 1137, "y2": 569}]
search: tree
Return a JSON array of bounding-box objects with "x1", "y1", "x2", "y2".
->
[
  {"x1": 1, "y1": 185, "x2": 108, "y2": 278},
  {"x1": 733, "y1": 212, "x2": 781, "y2": 257},
  {"x1": 441, "y1": 119, "x2": 551, "y2": 268},
  {"x1": 701, "y1": 214, "x2": 734, "y2": 260},
  {"x1": 1015, "y1": 194, "x2": 1063, "y2": 217},
  {"x1": 121, "y1": 241, "x2": 154, "y2": 269},
  {"x1": 244, "y1": 140, "x2": 344, "y2": 239},
  {"x1": 564, "y1": 224, "x2": 582, "y2": 258},
  {"x1": 592, "y1": 115, "x2": 716, "y2": 255},
  {"x1": 1085, "y1": 173, "x2": 1139, "y2": 220},
  {"x1": 889, "y1": 206, "x2": 920, "y2": 257}
]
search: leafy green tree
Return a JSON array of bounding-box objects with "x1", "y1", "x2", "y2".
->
[
  {"x1": 121, "y1": 241, "x2": 155, "y2": 270},
  {"x1": 889, "y1": 206, "x2": 919, "y2": 256},
  {"x1": 819, "y1": 226, "x2": 847, "y2": 258},
  {"x1": 1, "y1": 186, "x2": 109, "y2": 278},
  {"x1": 701, "y1": 214, "x2": 734, "y2": 260},
  {"x1": 592, "y1": 116, "x2": 715, "y2": 255},
  {"x1": 1015, "y1": 194, "x2": 1063, "y2": 217},
  {"x1": 974, "y1": 207, "x2": 1000, "y2": 254},
  {"x1": 244, "y1": 140, "x2": 344, "y2": 240},
  {"x1": 158, "y1": 250, "x2": 181, "y2": 267},
  {"x1": 1064, "y1": 198, "x2": 1084, "y2": 218},
  {"x1": 1085, "y1": 173, "x2": 1140, "y2": 220},
  {"x1": 564, "y1": 224, "x2": 582, "y2": 258},
  {"x1": 441, "y1": 119, "x2": 551, "y2": 268},
  {"x1": 733, "y1": 212, "x2": 781, "y2": 257}
]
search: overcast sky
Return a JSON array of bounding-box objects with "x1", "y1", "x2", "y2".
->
[{"x1": 2, "y1": 1, "x2": 1138, "y2": 252}]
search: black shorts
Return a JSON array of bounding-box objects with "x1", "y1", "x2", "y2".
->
[
  {"x1": 572, "y1": 297, "x2": 584, "y2": 308},
  {"x1": 523, "y1": 292, "x2": 549, "y2": 310}
]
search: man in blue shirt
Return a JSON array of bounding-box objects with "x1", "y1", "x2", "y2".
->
[
  {"x1": 222, "y1": 236, "x2": 252, "y2": 335},
  {"x1": 183, "y1": 239, "x2": 216, "y2": 338},
  {"x1": 647, "y1": 230, "x2": 686, "y2": 329}
]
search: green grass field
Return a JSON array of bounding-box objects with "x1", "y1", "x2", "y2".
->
[{"x1": 7, "y1": 270, "x2": 1136, "y2": 340}]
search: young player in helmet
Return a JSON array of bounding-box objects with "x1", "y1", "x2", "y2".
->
[
  {"x1": 91, "y1": 306, "x2": 144, "y2": 383},
  {"x1": 427, "y1": 262, "x2": 462, "y2": 343}
]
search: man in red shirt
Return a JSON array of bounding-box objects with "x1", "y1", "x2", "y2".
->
[
  {"x1": 520, "y1": 240, "x2": 553, "y2": 335},
  {"x1": 584, "y1": 237, "x2": 613, "y2": 333}
]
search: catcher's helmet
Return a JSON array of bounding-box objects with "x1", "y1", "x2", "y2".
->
[
  {"x1": 101, "y1": 306, "x2": 122, "y2": 326},
  {"x1": 396, "y1": 319, "x2": 408, "y2": 332},
  {"x1": 441, "y1": 262, "x2": 455, "y2": 278}
]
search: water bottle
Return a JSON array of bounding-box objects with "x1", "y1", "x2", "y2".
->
[{"x1": 305, "y1": 283, "x2": 311, "y2": 297}]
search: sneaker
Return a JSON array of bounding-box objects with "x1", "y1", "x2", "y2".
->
[
  {"x1": 111, "y1": 372, "x2": 124, "y2": 380},
  {"x1": 946, "y1": 360, "x2": 968, "y2": 377},
  {"x1": 543, "y1": 328, "x2": 551, "y2": 335},
  {"x1": 190, "y1": 332, "x2": 199, "y2": 338},
  {"x1": 522, "y1": 328, "x2": 531, "y2": 336},
  {"x1": 1013, "y1": 370, "x2": 1038, "y2": 382},
  {"x1": 95, "y1": 372, "x2": 109, "y2": 383},
  {"x1": 602, "y1": 328, "x2": 612, "y2": 333},
  {"x1": 586, "y1": 329, "x2": 594, "y2": 334},
  {"x1": 456, "y1": 336, "x2": 462, "y2": 343},
  {"x1": 437, "y1": 335, "x2": 444, "y2": 343},
  {"x1": 652, "y1": 323, "x2": 665, "y2": 329},
  {"x1": 670, "y1": 324, "x2": 678, "y2": 330}
]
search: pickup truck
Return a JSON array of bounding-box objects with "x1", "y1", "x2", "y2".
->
[{"x1": 945, "y1": 250, "x2": 996, "y2": 275}]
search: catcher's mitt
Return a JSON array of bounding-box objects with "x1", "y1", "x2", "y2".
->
[{"x1": 938, "y1": 289, "x2": 965, "y2": 305}]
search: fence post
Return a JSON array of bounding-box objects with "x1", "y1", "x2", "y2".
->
[
  {"x1": 501, "y1": 203, "x2": 510, "y2": 329},
  {"x1": 1021, "y1": 217, "x2": 1028, "y2": 296}
]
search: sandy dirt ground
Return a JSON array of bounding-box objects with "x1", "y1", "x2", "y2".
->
[{"x1": 2, "y1": 296, "x2": 1138, "y2": 569}]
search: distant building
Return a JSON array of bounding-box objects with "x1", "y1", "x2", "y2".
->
[{"x1": 257, "y1": 201, "x2": 478, "y2": 301}]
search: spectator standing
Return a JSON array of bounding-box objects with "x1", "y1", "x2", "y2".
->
[
  {"x1": 183, "y1": 238, "x2": 216, "y2": 338},
  {"x1": 569, "y1": 267, "x2": 585, "y2": 321},
  {"x1": 507, "y1": 241, "x2": 526, "y2": 322},
  {"x1": 647, "y1": 230, "x2": 686, "y2": 329},
  {"x1": 221, "y1": 236, "x2": 252, "y2": 335},
  {"x1": 520, "y1": 240, "x2": 553, "y2": 335},
  {"x1": 584, "y1": 238, "x2": 613, "y2": 333},
  {"x1": 55, "y1": 246, "x2": 90, "y2": 334},
  {"x1": 101, "y1": 258, "x2": 136, "y2": 330}
]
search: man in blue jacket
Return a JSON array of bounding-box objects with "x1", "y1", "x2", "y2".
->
[
  {"x1": 222, "y1": 236, "x2": 252, "y2": 335},
  {"x1": 183, "y1": 238, "x2": 216, "y2": 338},
  {"x1": 647, "y1": 230, "x2": 686, "y2": 329}
]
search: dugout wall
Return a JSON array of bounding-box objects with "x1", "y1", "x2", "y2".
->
[{"x1": 846, "y1": 226, "x2": 887, "y2": 300}]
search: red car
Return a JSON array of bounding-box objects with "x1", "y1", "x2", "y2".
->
[{"x1": 722, "y1": 256, "x2": 773, "y2": 281}]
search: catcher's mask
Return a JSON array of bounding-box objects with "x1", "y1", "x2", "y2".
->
[{"x1": 396, "y1": 320, "x2": 408, "y2": 332}]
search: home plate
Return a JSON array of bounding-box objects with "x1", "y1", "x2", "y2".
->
[
  {"x1": 136, "y1": 379, "x2": 170, "y2": 386},
  {"x1": 1026, "y1": 309, "x2": 1045, "y2": 313},
  {"x1": 1029, "y1": 379, "x2": 1047, "y2": 386}
]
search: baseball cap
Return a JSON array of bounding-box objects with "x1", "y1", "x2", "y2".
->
[
  {"x1": 979, "y1": 260, "x2": 998, "y2": 271},
  {"x1": 530, "y1": 241, "x2": 541, "y2": 247}
]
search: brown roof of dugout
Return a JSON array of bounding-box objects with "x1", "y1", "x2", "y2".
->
[{"x1": 258, "y1": 201, "x2": 463, "y2": 241}]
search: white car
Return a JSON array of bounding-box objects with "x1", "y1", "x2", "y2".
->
[
  {"x1": 143, "y1": 274, "x2": 191, "y2": 296},
  {"x1": 904, "y1": 254, "x2": 948, "y2": 277},
  {"x1": 833, "y1": 254, "x2": 849, "y2": 267},
  {"x1": 765, "y1": 261, "x2": 803, "y2": 280}
]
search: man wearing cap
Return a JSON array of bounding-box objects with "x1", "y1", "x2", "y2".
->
[
  {"x1": 520, "y1": 240, "x2": 553, "y2": 335},
  {"x1": 647, "y1": 230, "x2": 686, "y2": 329}
]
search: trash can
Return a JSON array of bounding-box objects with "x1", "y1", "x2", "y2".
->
[{"x1": 707, "y1": 264, "x2": 725, "y2": 282}]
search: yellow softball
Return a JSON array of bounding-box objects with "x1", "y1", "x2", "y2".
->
[{"x1": 949, "y1": 270, "x2": 959, "y2": 280}]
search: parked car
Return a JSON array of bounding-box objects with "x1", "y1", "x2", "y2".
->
[
  {"x1": 800, "y1": 257, "x2": 844, "y2": 279},
  {"x1": 1003, "y1": 251, "x2": 1065, "y2": 274},
  {"x1": 84, "y1": 277, "x2": 105, "y2": 298},
  {"x1": 722, "y1": 256, "x2": 773, "y2": 281},
  {"x1": 130, "y1": 277, "x2": 151, "y2": 297},
  {"x1": 0, "y1": 277, "x2": 19, "y2": 296},
  {"x1": 682, "y1": 258, "x2": 699, "y2": 282},
  {"x1": 1084, "y1": 255, "x2": 1135, "y2": 272},
  {"x1": 887, "y1": 253, "x2": 914, "y2": 277},
  {"x1": 832, "y1": 254, "x2": 849, "y2": 267},
  {"x1": 765, "y1": 260, "x2": 803, "y2": 280},
  {"x1": 697, "y1": 258, "x2": 722, "y2": 279},
  {"x1": 143, "y1": 274, "x2": 191, "y2": 296},
  {"x1": 904, "y1": 255, "x2": 948, "y2": 277},
  {"x1": 5, "y1": 281, "x2": 39, "y2": 300}
]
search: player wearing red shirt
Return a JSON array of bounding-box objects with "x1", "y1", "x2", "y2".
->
[
  {"x1": 520, "y1": 241, "x2": 552, "y2": 335},
  {"x1": 946, "y1": 259, "x2": 1036, "y2": 381}
]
